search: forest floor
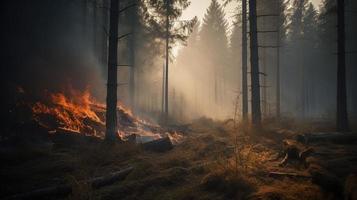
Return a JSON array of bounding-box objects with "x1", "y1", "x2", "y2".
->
[{"x1": 1, "y1": 118, "x2": 357, "y2": 200}]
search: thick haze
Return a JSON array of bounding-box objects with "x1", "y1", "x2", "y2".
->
[
  {"x1": 1, "y1": 0, "x2": 356, "y2": 126},
  {"x1": 180, "y1": 0, "x2": 321, "y2": 27}
]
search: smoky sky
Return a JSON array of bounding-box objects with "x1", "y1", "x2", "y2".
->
[{"x1": 0, "y1": 0, "x2": 105, "y2": 99}]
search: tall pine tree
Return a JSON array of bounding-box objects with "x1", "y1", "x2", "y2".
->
[{"x1": 199, "y1": 0, "x2": 229, "y2": 108}]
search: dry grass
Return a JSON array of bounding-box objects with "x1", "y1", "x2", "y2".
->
[
  {"x1": 0, "y1": 118, "x2": 337, "y2": 200},
  {"x1": 251, "y1": 179, "x2": 325, "y2": 200}
]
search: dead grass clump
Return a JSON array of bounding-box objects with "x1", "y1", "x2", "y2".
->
[
  {"x1": 158, "y1": 148, "x2": 193, "y2": 168},
  {"x1": 66, "y1": 174, "x2": 95, "y2": 200},
  {"x1": 201, "y1": 168, "x2": 254, "y2": 199},
  {"x1": 124, "y1": 160, "x2": 156, "y2": 181},
  {"x1": 251, "y1": 180, "x2": 324, "y2": 200},
  {"x1": 77, "y1": 142, "x2": 140, "y2": 168}
]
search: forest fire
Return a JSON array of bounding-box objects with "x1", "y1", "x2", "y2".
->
[
  {"x1": 30, "y1": 88, "x2": 182, "y2": 143},
  {"x1": 32, "y1": 90, "x2": 105, "y2": 135}
]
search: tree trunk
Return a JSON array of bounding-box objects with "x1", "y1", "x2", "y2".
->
[
  {"x1": 249, "y1": 0, "x2": 262, "y2": 125},
  {"x1": 276, "y1": 1, "x2": 281, "y2": 119},
  {"x1": 93, "y1": 0, "x2": 97, "y2": 55},
  {"x1": 129, "y1": 6, "x2": 137, "y2": 111},
  {"x1": 162, "y1": 62, "x2": 165, "y2": 115},
  {"x1": 105, "y1": 0, "x2": 119, "y2": 141},
  {"x1": 262, "y1": 48, "x2": 267, "y2": 117},
  {"x1": 242, "y1": 0, "x2": 248, "y2": 121},
  {"x1": 82, "y1": 0, "x2": 88, "y2": 42},
  {"x1": 101, "y1": 0, "x2": 109, "y2": 67},
  {"x1": 164, "y1": 0, "x2": 170, "y2": 124},
  {"x1": 336, "y1": 0, "x2": 349, "y2": 131}
]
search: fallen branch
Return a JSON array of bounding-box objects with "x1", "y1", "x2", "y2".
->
[
  {"x1": 296, "y1": 132, "x2": 357, "y2": 144},
  {"x1": 5, "y1": 166, "x2": 134, "y2": 200}
]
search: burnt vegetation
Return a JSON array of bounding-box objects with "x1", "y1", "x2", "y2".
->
[{"x1": 1, "y1": 0, "x2": 357, "y2": 200}]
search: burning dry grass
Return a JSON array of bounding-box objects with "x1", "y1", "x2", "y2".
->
[
  {"x1": 29, "y1": 87, "x2": 183, "y2": 144},
  {"x1": 31, "y1": 88, "x2": 105, "y2": 135}
]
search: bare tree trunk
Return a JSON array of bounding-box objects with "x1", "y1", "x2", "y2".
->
[
  {"x1": 242, "y1": 0, "x2": 248, "y2": 121},
  {"x1": 105, "y1": 0, "x2": 119, "y2": 141},
  {"x1": 162, "y1": 62, "x2": 165, "y2": 115},
  {"x1": 164, "y1": 0, "x2": 170, "y2": 124},
  {"x1": 276, "y1": 41, "x2": 281, "y2": 118},
  {"x1": 129, "y1": 6, "x2": 137, "y2": 111},
  {"x1": 93, "y1": 0, "x2": 97, "y2": 55},
  {"x1": 249, "y1": 0, "x2": 262, "y2": 125},
  {"x1": 276, "y1": 1, "x2": 281, "y2": 119},
  {"x1": 214, "y1": 71, "x2": 218, "y2": 104},
  {"x1": 301, "y1": 51, "x2": 306, "y2": 119},
  {"x1": 101, "y1": 0, "x2": 109, "y2": 67},
  {"x1": 262, "y1": 48, "x2": 267, "y2": 117},
  {"x1": 337, "y1": 0, "x2": 349, "y2": 131},
  {"x1": 82, "y1": 0, "x2": 88, "y2": 42}
]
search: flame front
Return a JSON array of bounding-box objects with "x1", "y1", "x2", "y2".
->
[
  {"x1": 32, "y1": 89, "x2": 105, "y2": 136},
  {"x1": 30, "y1": 87, "x2": 183, "y2": 143}
]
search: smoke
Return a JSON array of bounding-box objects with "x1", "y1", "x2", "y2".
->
[{"x1": 0, "y1": 0, "x2": 106, "y2": 102}]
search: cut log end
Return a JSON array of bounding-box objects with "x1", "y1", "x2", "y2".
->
[{"x1": 142, "y1": 137, "x2": 173, "y2": 152}]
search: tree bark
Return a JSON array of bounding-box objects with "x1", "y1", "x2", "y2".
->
[
  {"x1": 276, "y1": 1, "x2": 281, "y2": 119},
  {"x1": 337, "y1": 0, "x2": 349, "y2": 131},
  {"x1": 242, "y1": 0, "x2": 248, "y2": 121},
  {"x1": 162, "y1": 62, "x2": 165, "y2": 115},
  {"x1": 93, "y1": 0, "x2": 97, "y2": 55},
  {"x1": 101, "y1": 0, "x2": 109, "y2": 67},
  {"x1": 82, "y1": 0, "x2": 88, "y2": 42},
  {"x1": 105, "y1": 0, "x2": 119, "y2": 141},
  {"x1": 249, "y1": 0, "x2": 262, "y2": 125},
  {"x1": 164, "y1": 0, "x2": 170, "y2": 124},
  {"x1": 129, "y1": 6, "x2": 137, "y2": 111}
]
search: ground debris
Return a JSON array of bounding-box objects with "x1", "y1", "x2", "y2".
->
[{"x1": 4, "y1": 167, "x2": 134, "y2": 200}]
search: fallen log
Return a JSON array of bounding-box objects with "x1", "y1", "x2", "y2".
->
[
  {"x1": 296, "y1": 132, "x2": 357, "y2": 144},
  {"x1": 268, "y1": 171, "x2": 311, "y2": 179},
  {"x1": 5, "y1": 166, "x2": 134, "y2": 200},
  {"x1": 142, "y1": 137, "x2": 173, "y2": 152}
]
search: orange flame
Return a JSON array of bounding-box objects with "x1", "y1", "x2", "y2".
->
[
  {"x1": 30, "y1": 87, "x2": 184, "y2": 143},
  {"x1": 32, "y1": 89, "x2": 105, "y2": 136}
]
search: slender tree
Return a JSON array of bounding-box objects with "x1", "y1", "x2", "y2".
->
[
  {"x1": 164, "y1": 0, "x2": 170, "y2": 122},
  {"x1": 146, "y1": 0, "x2": 195, "y2": 123},
  {"x1": 128, "y1": 1, "x2": 138, "y2": 111},
  {"x1": 249, "y1": 0, "x2": 261, "y2": 125},
  {"x1": 276, "y1": 0, "x2": 289, "y2": 118},
  {"x1": 101, "y1": 0, "x2": 109, "y2": 67},
  {"x1": 93, "y1": 0, "x2": 98, "y2": 55},
  {"x1": 288, "y1": 0, "x2": 308, "y2": 119},
  {"x1": 336, "y1": 0, "x2": 349, "y2": 131},
  {"x1": 162, "y1": 62, "x2": 165, "y2": 113},
  {"x1": 302, "y1": 3, "x2": 318, "y2": 117},
  {"x1": 200, "y1": 0, "x2": 229, "y2": 107},
  {"x1": 105, "y1": 0, "x2": 119, "y2": 141},
  {"x1": 242, "y1": 0, "x2": 248, "y2": 120}
]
